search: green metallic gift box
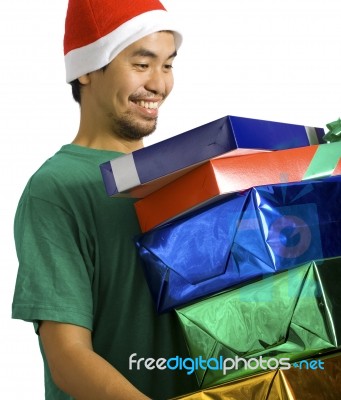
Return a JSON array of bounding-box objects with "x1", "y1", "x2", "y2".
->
[{"x1": 175, "y1": 258, "x2": 341, "y2": 389}]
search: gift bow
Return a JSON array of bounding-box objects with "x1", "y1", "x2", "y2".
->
[{"x1": 323, "y1": 118, "x2": 341, "y2": 143}]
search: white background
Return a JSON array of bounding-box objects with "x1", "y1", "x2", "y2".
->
[{"x1": 1, "y1": 0, "x2": 340, "y2": 398}]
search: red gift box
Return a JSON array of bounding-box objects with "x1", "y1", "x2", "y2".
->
[{"x1": 135, "y1": 142, "x2": 341, "y2": 232}]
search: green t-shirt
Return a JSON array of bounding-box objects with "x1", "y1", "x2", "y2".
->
[{"x1": 12, "y1": 144, "x2": 198, "y2": 400}]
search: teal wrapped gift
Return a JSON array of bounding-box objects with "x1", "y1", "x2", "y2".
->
[{"x1": 175, "y1": 258, "x2": 341, "y2": 389}]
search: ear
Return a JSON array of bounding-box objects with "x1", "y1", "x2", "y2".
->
[{"x1": 78, "y1": 74, "x2": 90, "y2": 85}]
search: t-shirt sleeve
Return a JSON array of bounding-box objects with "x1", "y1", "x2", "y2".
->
[{"x1": 12, "y1": 182, "x2": 94, "y2": 333}]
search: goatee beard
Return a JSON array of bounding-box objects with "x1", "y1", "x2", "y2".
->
[{"x1": 111, "y1": 112, "x2": 158, "y2": 141}]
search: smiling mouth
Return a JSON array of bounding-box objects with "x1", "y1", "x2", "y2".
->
[{"x1": 134, "y1": 100, "x2": 159, "y2": 110}]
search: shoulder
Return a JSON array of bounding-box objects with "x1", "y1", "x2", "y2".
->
[
  {"x1": 18, "y1": 144, "x2": 124, "y2": 207},
  {"x1": 27, "y1": 145, "x2": 104, "y2": 198},
  {"x1": 27, "y1": 149, "x2": 77, "y2": 198}
]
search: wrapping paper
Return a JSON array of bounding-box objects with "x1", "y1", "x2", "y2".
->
[
  {"x1": 135, "y1": 141, "x2": 341, "y2": 232},
  {"x1": 136, "y1": 177, "x2": 341, "y2": 313},
  {"x1": 175, "y1": 258, "x2": 341, "y2": 388},
  {"x1": 100, "y1": 115, "x2": 324, "y2": 197},
  {"x1": 174, "y1": 351, "x2": 341, "y2": 399}
]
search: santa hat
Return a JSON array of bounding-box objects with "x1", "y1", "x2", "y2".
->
[{"x1": 64, "y1": 0, "x2": 182, "y2": 83}]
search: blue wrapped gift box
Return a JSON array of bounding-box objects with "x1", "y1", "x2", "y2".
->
[
  {"x1": 135, "y1": 177, "x2": 341, "y2": 313},
  {"x1": 100, "y1": 115, "x2": 324, "y2": 198}
]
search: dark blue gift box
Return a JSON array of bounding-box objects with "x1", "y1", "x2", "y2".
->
[
  {"x1": 100, "y1": 116, "x2": 324, "y2": 197},
  {"x1": 135, "y1": 177, "x2": 341, "y2": 313}
]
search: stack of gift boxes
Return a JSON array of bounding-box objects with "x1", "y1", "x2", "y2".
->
[{"x1": 100, "y1": 115, "x2": 341, "y2": 398}]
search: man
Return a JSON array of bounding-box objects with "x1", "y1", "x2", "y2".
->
[{"x1": 12, "y1": 0, "x2": 198, "y2": 398}]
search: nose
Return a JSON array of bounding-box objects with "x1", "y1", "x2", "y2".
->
[{"x1": 145, "y1": 68, "x2": 173, "y2": 96}]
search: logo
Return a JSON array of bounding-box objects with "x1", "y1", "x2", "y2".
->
[
  {"x1": 129, "y1": 354, "x2": 291, "y2": 375},
  {"x1": 129, "y1": 354, "x2": 325, "y2": 375},
  {"x1": 292, "y1": 359, "x2": 324, "y2": 370}
]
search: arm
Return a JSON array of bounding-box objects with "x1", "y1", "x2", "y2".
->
[{"x1": 39, "y1": 321, "x2": 151, "y2": 400}]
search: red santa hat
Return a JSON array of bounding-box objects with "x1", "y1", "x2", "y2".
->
[{"x1": 64, "y1": 0, "x2": 182, "y2": 83}]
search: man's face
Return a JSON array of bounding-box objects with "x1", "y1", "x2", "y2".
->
[{"x1": 87, "y1": 31, "x2": 177, "y2": 141}]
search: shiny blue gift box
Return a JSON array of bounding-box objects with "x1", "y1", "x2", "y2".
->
[
  {"x1": 100, "y1": 116, "x2": 324, "y2": 198},
  {"x1": 135, "y1": 177, "x2": 341, "y2": 313}
]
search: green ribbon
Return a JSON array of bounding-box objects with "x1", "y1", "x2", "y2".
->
[
  {"x1": 323, "y1": 118, "x2": 341, "y2": 143},
  {"x1": 303, "y1": 141, "x2": 341, "y2": 180}
]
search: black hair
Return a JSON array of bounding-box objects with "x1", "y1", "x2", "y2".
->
[
  {"x1": 69, "y1": 79, "x2": 82, "y2": 104},
  {"x1": 69, "y1": 65, "x2": 108, "y2": 104}
]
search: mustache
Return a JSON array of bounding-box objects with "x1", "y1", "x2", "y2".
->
[{"x1": 129, "y1": 92, "x2": 166, "y2": 101}]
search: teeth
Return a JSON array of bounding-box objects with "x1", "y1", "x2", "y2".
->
[{"x1": 136, "y1": 100, "x2": 158, "y2": 109}]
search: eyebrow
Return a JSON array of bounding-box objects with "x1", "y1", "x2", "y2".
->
[{"x1": 131, "y1": 48, "x2": 177, "y2": 60}]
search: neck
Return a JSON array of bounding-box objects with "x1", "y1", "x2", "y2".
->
[
  {"x1": 72, "y1": 107, "x2": 144, "y2": 153},
  {"x1": 72, "y1": 130, "x2": 144, "y2": 153}
]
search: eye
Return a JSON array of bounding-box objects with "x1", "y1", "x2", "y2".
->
[
  {"x1": 134, "y1": 63, "x2": 149, "y2": 70},
  {"x1": 164, "y1": 64, "x2": 173, "y2": 71}
]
